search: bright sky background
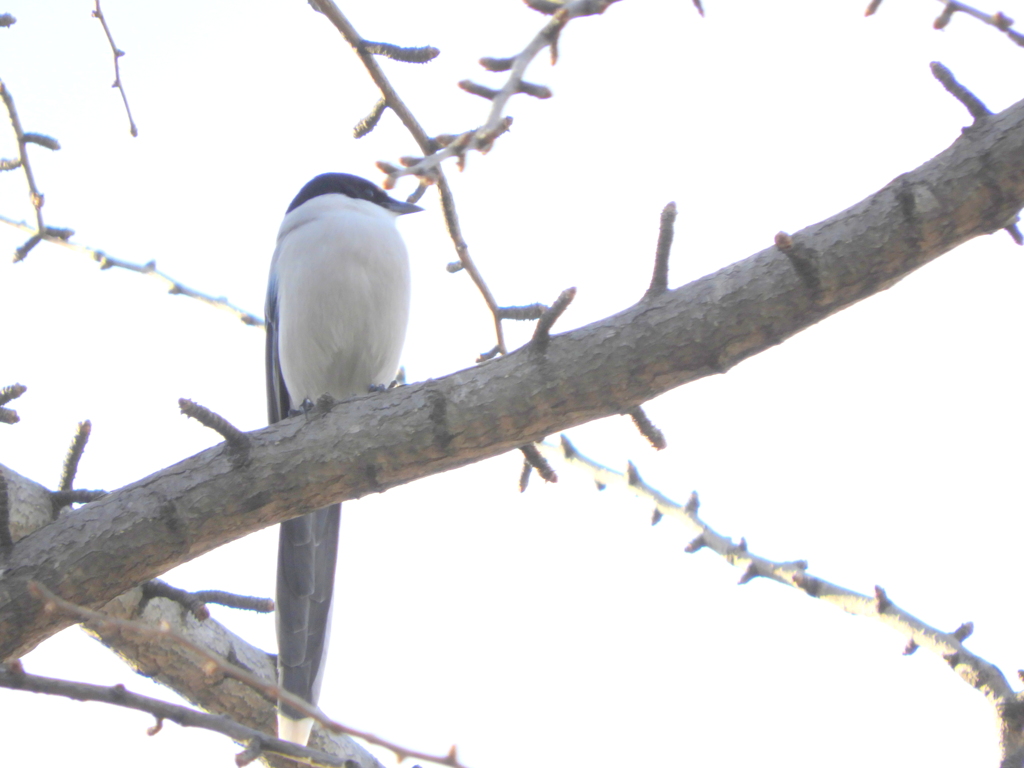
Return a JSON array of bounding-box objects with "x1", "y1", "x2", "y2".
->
[{"x1": 1, "y1": 1, "x2": 1023, "y2": 766}]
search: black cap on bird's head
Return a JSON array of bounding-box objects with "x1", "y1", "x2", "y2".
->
[{"x1": 286, "y1": 172, "x2": 423, "y2": 216}]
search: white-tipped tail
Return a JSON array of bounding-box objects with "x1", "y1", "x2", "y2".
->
[{"x1": 277, "y1": 714, "x2": 314, "y2": 746}]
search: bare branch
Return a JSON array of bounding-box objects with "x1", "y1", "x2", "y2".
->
[
  {"x1": 59, "y1": 420, "x2": 91, "y2": 493},
  {"x1": 930, "y1": 61, "x2": 991, "y2": 119},
  {"x1": 0, "y1": 78, "x2": 55, "y2": 260},
  {"x1": 30, "y1": 583, "x2": 475, "y2": 768},
  {"x1": 178, "y1": 398, "x2": 250, "y2": 451},
  {"x1": 50, "y1": 489, "x2": 106, "y2": 509},
  {"x1": 535, "y1": 436, "x2": 1023, "y2": 760},
  {"x1": 0, "y1": 663, "x2": 357, "y2": 768},
  {"x1": 141, "y1": 579, "x2": 273, "y2": 621},
  {"x1": 930, "y1": 0, "x2": 1024, "y2": 46},
  {"x1": 519, "y1": 444, "x2": 557, "y2": 484},
  {"x1": 0, "y1": 383, "x2": 26, "y2": 408},
  {"x1": 646, "y1": 201, "x2": 677, "y2": 297},
  {"x1": 626, "y1": 406, "x2": 666, "y2": 450},
  {"x1": 380, "y1": 0, "x2": 622, "y2": 187},
  {"x1": 0, "y1": 215, "x2": 264, "y2": 325},
  {"x1": 353, "y1": 97, "x2": 387, "y2": 138},
  {"x1": 496, "y1": 303, "x2": 547, "y2": 320},
  {"x1": 310, "y1": 0, "x2": 510, "y2": 355},
  {"x1": 531, "y1": 287, "x2": 576, "y2": 351},
  {"x1": 91, "y1": 0, "x2": 138, "y2": 136},
  {"x1": 359, "y1": 40, "x2": 439, "y2": 63}
]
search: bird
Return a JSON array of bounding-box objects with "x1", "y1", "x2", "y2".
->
[{"x1": 265, "y1": 172, "x2": 422, "y2": 745}]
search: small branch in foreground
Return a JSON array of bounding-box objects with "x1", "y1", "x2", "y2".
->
[
  {"x1": 931, "y1": 0, "x2": 1024, "y2": 46},
  {"x1": 59, "y1": 420, "x2": 92, "y2": 493},
  {"x1": 520, "y1": 444, "x2": 557, "y2": 485},
  {"x1": 377, "y1": 0, "x2": 622, "y2": 188},
  {"x1": 141, "y1": 579, "x2": 273, "y2": 621},
  {"x1": 0, "y1": 78, "x2": 59, "y2": 261},
  {"x1": 310, "y1": 0, "x2": 511, "y2": 357},
  {"x1": 0, "y1": 383, "x2": 26, "y2": 425},
  {"x1": 91, "y1": 0, "x2": 138, "y2": 137},
  {"x1": 928, "y1": 63, "x2": 1021, "y2": 245},
  {"x1": 930, "y1": 61, "x2": 991, "y2": 120},
  {"x1": 359, "y1": 40, "x2": 440, "y2": 63},
  {"x1": 646, "y1": 201, "x2": 677, "y2": 298},
  {"x1": 178, "y1": 398, "x2": 250, "y2": 451},
  {"x1": 519, "y1": 460, "x2": 532, "y2": 492},
  {"x1": 534, "y1": 436, "x2": 1023, "y2": 762},
  {"x1": 531, "y1": 287, "x2": 576, "y2": 352},
  {"x1": 29, "y1": 582, "x2": 474, "y2": 768},
  {"x1": 354, "y1": 97, "x2": 387, "y2": 138},
  {"x1": 50, "y1": 489, "x2": 106, "y2": 513},
  {"x1": 627, "y1": 406, "x2": 667, "y2": 450},
  {"x1": 496, "y1": 303, "x2": 547, "y2": 320},
  {"x1": 0, "y1": 662, "x2": 354, "y2": 768},
  {"x1": 0, "y1": 215, "x2": 264, "y2": 325}
]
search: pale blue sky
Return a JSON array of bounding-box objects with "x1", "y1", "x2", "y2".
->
[{"x1": 1, "y1": 1, "x2": 1022, "y2": 766}]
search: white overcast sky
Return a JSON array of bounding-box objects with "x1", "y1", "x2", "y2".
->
[{"x1": 1, "y1": 1, "x2": 1023, "y2": 767}]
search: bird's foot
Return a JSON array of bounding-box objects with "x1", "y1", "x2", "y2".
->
[{"x1": 287, "y1": 398, "x2": 316, "y2": 419}]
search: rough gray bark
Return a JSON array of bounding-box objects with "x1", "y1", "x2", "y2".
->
[
  {"x1": 90, "y1": 591, "x2": 384, "y2": 768},
  {"x1": 2, "y1": 95, "x2": 1023, "y2": 665}
]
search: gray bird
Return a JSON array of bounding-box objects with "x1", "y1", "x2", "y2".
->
[{"x1": 265, "y1": 172, "x2": 422, "y2": 744}]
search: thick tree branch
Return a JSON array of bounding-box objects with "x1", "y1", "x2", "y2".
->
[
  {"x1": 2, "y1": 94, "x2": 1023, "y2": 660},
  {"x1": 90, "y1": 589, "x2": 383, "y2": 768}
]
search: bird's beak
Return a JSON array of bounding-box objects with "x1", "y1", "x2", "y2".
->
[
  {"x1": 385, "y1": 199, "x2": 424, "y2": 215},
  {"x1": 385, "y1": 198, "x2": 423, "y2": 217}
]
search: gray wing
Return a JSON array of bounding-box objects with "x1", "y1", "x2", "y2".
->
[{"x1": 266, "y1": 273, "x2": 341, "y2": 718}]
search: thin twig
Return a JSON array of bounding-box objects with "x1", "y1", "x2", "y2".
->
[
  {"x1": 533, "y1": 436, "x2": 1022, "y2": 753},
  {"x1": 0, "y1": 383, "x2": 26, "y2": 407},
  {"x1": 930, "y1": 61, "x2": 992, "y2": 119},
  {"x1": 930, "y1": 0, "x2": 1024, "y2": 46},
  {"x1": 142, "y1": 579, "x2": 273, "y2": 621},
  {"x1": 531, "y1": 287, "x2": 576, "y2": 351},
  {"x1": 0, "y1": 78, "x2": 58, "y2": 260},
  {"x1": 0, "y1": 663, "x2": 357, "y2": 768},
  {"x1": 92, "y1": 0, "x2": 138, "y2": 136},
  {"x1": 309, "y1": 0, "x2": 511, "y2": 356},
  {"x1": 29, "y1": 582, "x2": 474, "y2": 768},
  {"x1": 359, "y1": 40, "x2": 439, "y2": 63},
  {"x1": 496, "y1": 303, "x2": 547, "y2": 320},
  {"x1": 0, "y1": 215, "x2": 263, "y2": 325},
  {"x1": 379, "y1": 0, "x2": 622, "y2": 187},
  {"x1": 354, "y1": 97, "x2": 387, "y2": 138},
  {"x1": 50, "y1": 489, "x2": 106, "y2": 510},
  {"x1": 178, "y1": 398, "x2": 250, "y2": 450},
  {"x1": 520, "y1": 444, "x2": 557, "y2": 483},
  {"x1": 626, "y1": 406, "x2": 666, "y2": 450},
  {"x1": 191, "y1": 589, "x2": 274, "y2": 613},
  {"x1": 646, "y1": 201, "x2": 677, "y2": 297},
  {"x1": 59, "y1": 420, "x2": 92, "y2": 493}
]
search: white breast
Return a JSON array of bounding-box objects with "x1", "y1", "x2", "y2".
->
[{"x1": 270, "y1": 194, "x2": 411, "y2": 403}]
